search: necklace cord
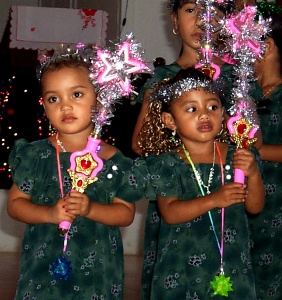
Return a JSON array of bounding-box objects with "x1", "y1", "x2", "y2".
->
[
  {"x1": 55, "y1": 133, "x2": 69, "y2": 252},
  {"x1": 215, "y1": 142, "x2": 225, "y2": 272},
  {"x1": 263, "y1": 78, "x2": 282, "y2": 98},
  {"x1": 182, "y1": 141, "x2": 225, "y2": 271}
]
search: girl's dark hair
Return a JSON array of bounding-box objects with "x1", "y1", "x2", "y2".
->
[
  {"x1": 39, "y1": 54, "x2": 91, "y2": 82},
  {"x1": 38, "y1": 53, "x2": 92, "y2": 94}
]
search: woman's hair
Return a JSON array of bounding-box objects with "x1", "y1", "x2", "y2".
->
[
  {"x1": 168, "y1": 0, "x2": 191, "y2": 13},
  {"x1": 256, "y1": 2, "x2": 282, "y2": 74},
  {"x1": 168, "y1": 0, "x2": 231, "y2": 15},
  {"x1": 269, "y1": 13, "x2": 282, "y2": 75},
  {"x1": 138, "y1": 68, "x2": 219, "y2": 156}
]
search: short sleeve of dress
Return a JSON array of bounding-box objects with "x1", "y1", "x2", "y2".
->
[
  {"x1": 8, "y1": 139, "x2": 43, "y2": 195},
  {"x1": 111, "y1": 154, "x2": 150, "y2": 203},
  {"x1": 146, "y1": 152, "x2": 179, "y2": 198}
]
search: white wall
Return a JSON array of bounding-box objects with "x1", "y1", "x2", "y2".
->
[
  {"x1": 119, "y1": 0, "x2": 180, "y2": 65},
  {"x1": 0, "y1": 0, "x2": 38, "y2": 41},
  {"x1": 0, "y1": 190, "x2": 25, "y2": 252}
]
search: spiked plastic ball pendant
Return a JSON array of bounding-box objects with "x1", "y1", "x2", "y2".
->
[{"x1": 210, "y1": 274, "x2": 233, "y2": 297}]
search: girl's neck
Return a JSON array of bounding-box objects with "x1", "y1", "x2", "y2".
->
[
  {"x1": 53, "y1": 131, "x2": 91, "y2": 152},
  {"x1": 176, "y1": 48, "x2": 199, "y2": 69},
  {"x1": 176, "y1": 47, "x2": 225, "y2": 69},
  {"x1": 255, "y1": 56, "x2": 282, "y2": 90},
  {"x1": 178, "y1": 141, "x2": 227, "y2": 164}
]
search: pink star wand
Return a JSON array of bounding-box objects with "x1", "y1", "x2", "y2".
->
[
  {"x1": 53, "y1": 36, "x2": 149, "y2": 280},
  {"x1": 223, "y1": 6, "x2": 270, "y2": 183}
]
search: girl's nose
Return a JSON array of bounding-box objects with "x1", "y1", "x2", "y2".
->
[
  {"x1": 60, "y1": 99, "x2": 72, "y2": 112},
  {"x1": 194, "y1": 7, "x2": 203, "y2": 28},
  {"x1": 199, "y1": 110, "x2": 210, "y2": 120}
]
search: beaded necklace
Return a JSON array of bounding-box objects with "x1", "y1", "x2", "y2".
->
[
  {"x1": 56, "y1": 136, "x2": 66, "y2": 153},
  {"x1": 182, "y1": 141, "x2": 216, "y2": 195},
  {"x1": 182, "y1": 141, "x2": 232, "y2": 295}
]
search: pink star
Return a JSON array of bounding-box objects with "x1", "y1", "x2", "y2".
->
[{"x1": 97, "y1": 41, "x2": 146, "y2": 94}]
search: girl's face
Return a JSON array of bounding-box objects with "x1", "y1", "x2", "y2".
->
[
  {"x1": 172, "y1": 1, "x2": 224, "y2": 52},
  {"x1": 41, "y1": 66, "x2": 96, "y2": 136},
  {"x1": 163, "y1": 88, "x2": 223, "y2": 144},
  {"x1": 172, "y1": 1, "x2": 203, "y2": 51}
]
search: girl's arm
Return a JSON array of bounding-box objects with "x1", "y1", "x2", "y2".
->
[
  {"x1": 259, "y1": 144, "x2": 282, "y2": 163},
  {"x1": 157, "y1": 182, "x2": 247, "y2": 225},
  {"x1": 84, "y1": 197, "x2": 135, "y2": 227},
  {"x1": 7, "y1": 184, "x2": 74, "y2": 224},
  {"x1": 244, "y1": 170, "x2": 265, "y2": 215},
  {"x1": 131, "y1": 89, "x2": 151, "y2": 155}
]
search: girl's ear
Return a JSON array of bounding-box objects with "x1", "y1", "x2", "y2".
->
[
  {"x1": 171, "y1": 13, "x2": 178, "y2": 31},
  {"x1": 264, "y1": 37, "x2": 276, "y2": 57},
  {"x1": 161, "y1": 112, "x2": 176, "y2": 131}
]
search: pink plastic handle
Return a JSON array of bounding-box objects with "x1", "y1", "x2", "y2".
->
[{"x1": 234, "y1": 169, "x2": 245, "y2": 184}]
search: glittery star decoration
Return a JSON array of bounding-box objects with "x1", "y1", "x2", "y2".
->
[
  {"x1": 90, "y1": 34, "x2": 150, "y2": 136},
  {"x1": 222, "y1": 6, "x2": 271, "y2": 135},
  {"x1": 210, "y1": 274, "x2": 233, "y2": 297},
  {"x1": 96, "y1": 38, "x2": 147, "y2": 95}
]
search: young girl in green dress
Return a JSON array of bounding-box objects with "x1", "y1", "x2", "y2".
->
[
  {"x1": 138, "y1": 67, "x2": 264, "y2": 299},
  {"x1": 7, "y1": 50, "x2": 148, "y2": 299}
]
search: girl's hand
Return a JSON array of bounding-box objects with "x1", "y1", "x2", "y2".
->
[
  {"x1": 49, "y1": 197, "x2": 76, "y2": 225},
  {"x1": 232, "y1": 148, "x2": 259, "y2": 178},
  {"x1": 63, "y1": 191, "x2": 91, "y2": 217},
  {"x1": 211, "y1": 182, "x2": 247, "y2": 208}
]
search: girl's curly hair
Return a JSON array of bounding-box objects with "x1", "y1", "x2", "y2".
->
[{"x1": 137, "y1": 99, "x2": 181, "y2": 157}]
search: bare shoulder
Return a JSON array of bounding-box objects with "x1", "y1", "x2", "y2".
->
[{"x1": 98, "y1": 141, "x2": 118, "y2": 160}]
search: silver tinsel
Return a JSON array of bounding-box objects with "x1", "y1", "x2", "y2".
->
[
  {"x1": 221, "y1": 5, "x2": 271, "y2": 128},
  {"x1": 149, "y1": 77, "x2": 217, "y2": 105}
]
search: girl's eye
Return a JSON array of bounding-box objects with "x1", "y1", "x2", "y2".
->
[
  {"x1": 208, "y1": 105, "x2": 218, "y2": 111},
  {"x1": 73, "y1": 92, "x2": 83, "y2": 98},
  {"x1": 187, "y1": 107, "x2": 196, "y2": 112},
  {"x1": 48, "y1": 96, "x2": 58, "y2": 103},
  {"x1": 185, "y1": 3, "x2": 197, "y2": 14},
  {"x1": 186, "y1": 7, "x2": 196, "y2": 14}
]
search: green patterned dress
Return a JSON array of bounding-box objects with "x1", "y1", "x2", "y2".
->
[
  {"x1": 146, "y1": 144, "x2": 260, "y2": 300},
  {"x1": 248, "y1": 84, "x2": 282, "y2": 299},
  {"x1": 9, "y1": 138, "x2": 149, "y2": 300}
]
